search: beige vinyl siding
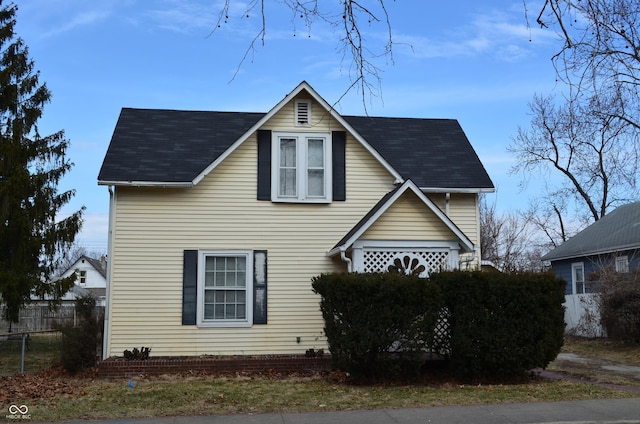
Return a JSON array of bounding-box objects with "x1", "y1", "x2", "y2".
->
[
  {"x1": 429, "y1": 192, "x2": 481, "y2": 267},
  {"x1": 361, "y1": 190, "x2": 457, "y2": 240},
  {"x1": 107, "y1": 95, "x2": 396, "y2": 357}
]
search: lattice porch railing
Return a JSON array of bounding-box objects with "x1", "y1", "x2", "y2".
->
[{"x1": 363, "y1": 250, "x2": 449, "y2": 276}]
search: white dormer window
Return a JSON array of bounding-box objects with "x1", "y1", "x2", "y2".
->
[
  {"x1": 271, "y1": 131, "x2": 331, "y2": 203},
  {"x1": 295, "y1": 100, "x2": 311, "y2": 126}
]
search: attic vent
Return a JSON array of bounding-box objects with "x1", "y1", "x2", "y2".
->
[{"x1": 295, "y1": 100, "x2": 311, "y2": 126}]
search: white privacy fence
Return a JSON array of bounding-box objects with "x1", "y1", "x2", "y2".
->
[{"x1": 564, "y1": 294, "x2": 605, "y2": 337}]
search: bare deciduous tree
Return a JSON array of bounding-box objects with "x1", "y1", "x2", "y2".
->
[
  {"x1": 536, "y1": 0, "x2": 640, "y2": 131},
  {"x1": 508, "y1": 92, "x2": 639, "y2": 229},
  {"x1": 480, "y1": 195, "x2": 546, "y2": 272},
  {"x1": 210, "y1": 0, "x2": 396, "y2": 109},
  {"x1": 511, "y1": 1, "x2": 640, "y2": 244}
]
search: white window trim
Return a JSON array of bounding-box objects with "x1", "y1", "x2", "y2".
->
[
  {"x1": 271, "y1": 131, "x2": 332, "y2": 203},
  {"x1": 196, "y1": 250, "x2": 253, "y2": 328},
  {"x1": 571, "y1": 262, "x2": 585, "y2": 295},
  {"x1": 615, "y1": 255, "x2": 629, "y2": 273}
]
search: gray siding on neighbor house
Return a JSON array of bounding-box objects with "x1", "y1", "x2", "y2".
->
[{"x1": 551, "y1": 248, "x2": 640, "y2": 294}]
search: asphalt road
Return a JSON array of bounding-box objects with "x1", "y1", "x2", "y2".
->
[{"x1": 38, "y1": 398, "x2": 640, "y2": 424}]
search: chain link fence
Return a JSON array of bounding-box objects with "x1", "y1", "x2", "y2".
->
[{"x1": 0, "y1": 330, "x2": 62, "y2": 377}]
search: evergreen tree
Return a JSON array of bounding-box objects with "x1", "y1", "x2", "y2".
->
[{"x1": 0, "y1": 1, "x2": 84, "y2": 323}]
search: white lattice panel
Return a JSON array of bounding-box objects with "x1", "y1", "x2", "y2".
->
[{"x1": 363, "y1": 250, "x2": 449, "y2": 276}]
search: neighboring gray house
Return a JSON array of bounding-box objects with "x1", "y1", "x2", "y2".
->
[{"x1": 541, "y1": 201, "x2": 640, "y2": 335}]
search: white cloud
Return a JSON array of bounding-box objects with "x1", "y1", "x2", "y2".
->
[
  {"x1": 144, "y1": 1, "x2": 218, "y2": 35},
  {"x1": 41, "y1": 10, "x2": 111, "y2": 38},
  {"x1": 395, "y1": 7, "x2": 556, "y2": 62}
]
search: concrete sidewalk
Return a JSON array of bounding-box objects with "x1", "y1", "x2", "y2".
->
[{"x1": 44, "y1": 398, "x2": 640, "y2": 424}]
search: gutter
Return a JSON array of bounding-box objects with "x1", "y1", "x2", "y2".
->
[{"x1": 97, "y1": 180, "x2": 193, "y2": 188}]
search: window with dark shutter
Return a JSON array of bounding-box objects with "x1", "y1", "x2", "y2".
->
[
  {"x1": 258, "y1": 129, "x2": 346, "y2": 202},
  {"x1": 182, "y1": 250, "x2": 198, "y2": 325},
  {"x1": 182, "y1": 249, "x2": 268, "y2": 327}
]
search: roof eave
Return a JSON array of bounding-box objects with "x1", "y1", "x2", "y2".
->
[
  {"x1": 98, "y1": 180, "x2": 193, "y2": 188},
  {"x1": 420, "y1": 186, "x2": 495, "y2": 194},
  {"x1": 543, "y1": 243, "x2": 640, "y2": 262}
]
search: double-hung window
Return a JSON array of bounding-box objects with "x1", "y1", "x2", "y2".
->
[
  {"x1": 272, "y1": 132, "x2": 331, "y2": 203},
  {"x1": 197, "y1": 250, "x2": 253, "y2": 327},
  {"x1": 571, "y1": 262, "x2": 585, "y2": 294}
]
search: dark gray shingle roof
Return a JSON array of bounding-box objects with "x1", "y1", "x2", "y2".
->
[
  {"x1": 541, "y1": 202, "x2": 640, "y2": 262},
  {"x1": 98, "y1": 108, "x2": 494, "y2": 190},
  {"x1": 343, "y1": 116, "x2": 493, "y2": 189},
  {"x1": 98, "y1": 109, "x2": 264, "y2": 183}
]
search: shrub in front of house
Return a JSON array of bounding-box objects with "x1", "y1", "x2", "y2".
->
[
  {"x1": 431, "y1": 271, "x2": 566, "y2": 380},
  {"x1": 311, "y1": 272, "x2": 443, "y2": 380},
  {"x1": 598, "y1": 270, "x2": 640, "y2": 343},
  {"x1": 58, "y1": 296, "x2": 102, "y2": 373}
]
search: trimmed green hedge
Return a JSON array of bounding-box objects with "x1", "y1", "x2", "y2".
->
[
  {"x1": 431, "y1": 271, "x2": 565, "y2": 380},
  {"x1": 312, "y1": 272, "x2": 442, "y2": 379},
  {"x1": 312, "y1": 271, "x2": 565, "y2": 381}
]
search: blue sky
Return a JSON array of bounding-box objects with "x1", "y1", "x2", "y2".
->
[{"x1": 13, "y1": 0, "x2": 562, "y2": 252}]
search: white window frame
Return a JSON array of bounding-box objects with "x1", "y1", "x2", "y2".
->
[
  {"x1": 196, "y1": 250, "x2": 253, "y2": 328},
  {"x1": 271, "y1": 131, "x2": 332, "y2": 203},
  {"x1": 571, "y1": 262, "x2": 585, "y2": 295},
  {"x1": 615, "y1": 255, "x2": 629, "y2": 273}
]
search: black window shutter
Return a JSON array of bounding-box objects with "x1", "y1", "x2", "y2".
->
[
  {"x1": 253, "y1": 250, "x2": 268, "y2": 324},
  {"x1": 257, "y1": 130, "x2": 272, "y2": 200},
  {"x1": 332, "y1": 131, "x2": 346, "y2": 201},
  {"x1": 182, "y1": 250, "x2": 198, "y2": 325}
]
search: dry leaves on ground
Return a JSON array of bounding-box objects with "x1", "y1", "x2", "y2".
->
[{"x1": 0, "y1": 365, "x2": 88, "y2": 403}]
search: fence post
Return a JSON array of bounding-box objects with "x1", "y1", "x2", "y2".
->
[{"x1": 20, "y1": 333, "x2": 27, "y2": 375}]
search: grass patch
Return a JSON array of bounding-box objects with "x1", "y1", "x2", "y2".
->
[
  {"x1": 561, "y1": 336, "x2": 640, "y2": 366},
  {"x1": 3, "y1": 336, "x2": 640, "y2": 422},
  {"x1": 22, "y1": 375, "x2": 638, "y2": 422}
]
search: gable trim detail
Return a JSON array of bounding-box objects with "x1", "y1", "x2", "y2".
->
[
  {"x1": 191, "y1": 81, "x2": 402, "y2": 187},
  {"x1": 328, "y1": 179, "x2": 474, "y2": 257}
]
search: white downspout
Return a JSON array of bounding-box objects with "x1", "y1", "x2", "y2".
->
[
  {"x1": 458, "y1": 247, "x2": 478, "y2": 270},
  {"x1": 340, "y1": 248, "x2": 353, "y2": 273},
  {"x1": 102, "y1": 186, "x2": 115, "y2": 360},
  {"x1": 445, "y1": 192, "x2": 450, "y2": 216}
]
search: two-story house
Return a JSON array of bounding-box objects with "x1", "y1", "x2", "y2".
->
[{"x1": 97, "y1": 81, "x2": 494, "y2": 358}]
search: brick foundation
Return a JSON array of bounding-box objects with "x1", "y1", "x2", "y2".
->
[{"x1": 97, "y1": 355, "x2": 332, "y2": 378}]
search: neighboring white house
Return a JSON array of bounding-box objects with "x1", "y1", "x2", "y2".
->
[{"x1": 44, "y1": 255, "x2": 107, "y2": 306}]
